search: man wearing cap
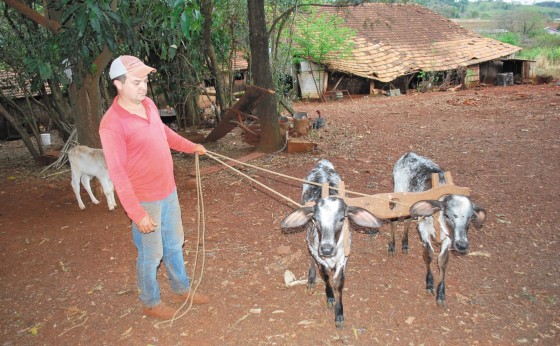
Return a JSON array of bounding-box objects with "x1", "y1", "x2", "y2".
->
[{"x1": 99, "y1": 55, "x2": 209, "y2": 320}]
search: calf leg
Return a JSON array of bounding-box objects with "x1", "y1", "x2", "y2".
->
[
  {"x1": 333, "y1": 269, "x2": 345, "y2": 329},
  {"x1": 81, "y1": 175, "x2": 100, "y2": 205},
  {"x1": 422, "y1": 241, "x2": 435, "y2": 295},
  {"x1": 71, "y1": 171, "x2": 86, "y2": 209},
  {"x1": 388, "y1": 220, "x2": 397, "y2": 256},
  {"x1": 307, "y1": 258, "x2": 316, "y2": 289},
  {"x1": 402, "y1": 218, "x2": 411, "y2": 253},
  {"x1": 436, "y1": 246, "x2": 450, "y2": 307},
  {"x1": 318, "y1": 264, "x2": 335, "y2": 309},
  {"x1": 99, "y1": 178, "x2": 116, "y2": 210}
]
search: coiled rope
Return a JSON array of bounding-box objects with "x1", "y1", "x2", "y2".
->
[{"x1": 154, "y1": 154, "x2": 206, "y2": 328}]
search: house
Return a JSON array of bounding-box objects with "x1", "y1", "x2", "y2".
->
[
  {"x1": 296, "y1": 3, "x2": 530, "y2": 97},
  {"x1": 0, "y1": 70, "x2": 52, "y2": 140},
  {"x1": 544, "y1": 26, "x2": 560, "y2": 35}
]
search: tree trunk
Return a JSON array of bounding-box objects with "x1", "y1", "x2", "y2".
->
[
  {"x1": 0, "y1": 103, "x2": 40, "y2": 158},
  {"x1": 247, "y1": 0, "x2": 282, "y2": 153},
  {"x1": 69, "y1": 47, "x2": 113, "y2": 148},
  {"x1": 201, "y1": 0, "x2": 227, "y2": 114}
]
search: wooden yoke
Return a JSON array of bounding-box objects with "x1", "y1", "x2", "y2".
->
[
  {"x1": 430, "y1": 172, "x2": 447, "y2": 244},
  {"x1": 336, "y1": 171, "x2": 469, "y2": 220}
]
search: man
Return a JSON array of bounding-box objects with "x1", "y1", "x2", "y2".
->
[{"x1": 99, "y1": 55, "x2": 209, "y2": 320}]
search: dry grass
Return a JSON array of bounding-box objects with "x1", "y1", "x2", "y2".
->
[{"x1": 535, "y1": 55, "x2": 560, "y2": 78}]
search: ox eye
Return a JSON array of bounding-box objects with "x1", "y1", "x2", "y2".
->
[{"x1": 339, "y1": 217, "x2": 345, "y2": 223}]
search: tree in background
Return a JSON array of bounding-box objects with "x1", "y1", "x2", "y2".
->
[
  {"x1": 0, "y1": 0, "x2": 230, "y2": 155},
  {"x1": 498, "y1": 7, "x2": 545, "y2": 38},
  {"x1": 248, "y1": 0, "x2": 282, "y2": 152},
  {"x1": 290, "y1": 7, "x2": 355, "y2": 101}
]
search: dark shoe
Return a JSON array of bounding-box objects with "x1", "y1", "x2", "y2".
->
[
  {"x1": 143, "y1": 303, "x2": 177, "y2": 320},
  {"x1": 171, "y1": 290, "x2": 210, "y2": 305}
]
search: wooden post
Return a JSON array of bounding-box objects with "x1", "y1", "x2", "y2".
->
[
  {"x1": 431, "y1": 173, "x2": 442, "y2": 244},
  {"x1": 338, "y1": 181, "x2": 351, "y2": 257}
]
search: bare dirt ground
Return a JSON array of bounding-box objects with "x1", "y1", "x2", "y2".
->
[{"x1": 1, "y1": 83, "x2": 559, "y2": 345}]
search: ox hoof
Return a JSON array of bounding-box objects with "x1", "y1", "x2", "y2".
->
[
  {"x1": 426, "y1": 288, "x2": 435, "y2": 295},
  {"x1": 307, "y1": 282, "x2": 315, "y2": 290},
  {"x1": 335, "y1": 316, "x2": 344, "y2": 329},
  {"x1": 326, "y1": 298, "x2": 335, "y2": 309},
  {"x1": 436, "y1": 299, "x2": 447, "y2": 308}
]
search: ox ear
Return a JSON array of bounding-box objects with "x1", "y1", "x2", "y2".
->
[
  {"x1": 410, "y1": 200, "x2": 442, "y2": 217},
  {"x1": 281, "y1": 207, "x2": 314, "y2": 232},
  {"x1": 471, "y1": 204, "x2": 486, "y2": 230},
  {"x1": 346, "y1": 206, "x2": 383, "y2": 228}
]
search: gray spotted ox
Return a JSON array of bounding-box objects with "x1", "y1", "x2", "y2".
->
[
  {"x1": 391, "y1": 152, "x2": 486, "y2": 307},
  {"x1": 281, "y1": 159, "x2": 382, "y2": 328}
]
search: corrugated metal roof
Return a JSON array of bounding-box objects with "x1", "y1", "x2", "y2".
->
[{"x1": 312, "y1": 3, "x2": 522, "y2": 82}]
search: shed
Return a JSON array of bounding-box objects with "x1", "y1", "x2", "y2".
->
[{"x1": 296, "y1": 3, "x2": 524, "y2": 96}]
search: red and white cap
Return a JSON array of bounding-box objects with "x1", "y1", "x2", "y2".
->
[{"x1": 109, "y1": 55, "x2": 156, "y2": 80}]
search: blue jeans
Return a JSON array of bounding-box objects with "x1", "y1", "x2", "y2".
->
[{"x1": 132, "y1": 189, "x2": 190, "y2": 307}]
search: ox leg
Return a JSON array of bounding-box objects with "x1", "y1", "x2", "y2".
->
[
  {"x1": 81, "y1": 175, "x2": 100, "y2": 205},
  {"x1": 318, "y1": 264, "x2": 335, "y2": 309},
  {"x1": 307, "y1": 258, "x2": 316, "y2": 289},
  {"x1": 422, "y1": 241, "x2": 435, "y2": 295},
  {"x1": 333, "y1": 269, "x2": 345, "y2": 329},
  {"x1": 402, "y1": 218, "x2": 411, "y2": 254},
  {"x1": 71, "y1": 171, "x2": 87, "y2": 210},
  {"x1": 388, "y1": 220, "x2": 397, "y2": 256},
  {"x1": 436, "y1": 247, "x2": 449, "y2": 307}
]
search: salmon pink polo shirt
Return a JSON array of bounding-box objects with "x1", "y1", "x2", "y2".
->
[{"x1": 99, "y1": 96, "x2": 196, "y2": 224}]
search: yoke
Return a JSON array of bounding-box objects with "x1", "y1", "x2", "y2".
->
[{"x1": 317, "y1": 172, "x2": 470, "y2": 219}]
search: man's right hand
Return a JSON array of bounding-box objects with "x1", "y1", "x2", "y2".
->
[{"x1": 137, "y1": 214, "x2": 157, "y2": 233}]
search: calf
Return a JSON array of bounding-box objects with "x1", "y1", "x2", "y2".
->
[
  {"x1": 391, "y1": 152, "x2": 486, "y2": 307},
  {"x1": 68, "y1": 145, "x2": 116, "y2": 210},
  {"x1": 281, "y1": 159, "x2": 382, "y2": 328}
]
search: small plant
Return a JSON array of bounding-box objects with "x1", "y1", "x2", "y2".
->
[{"x1": 416, "y1": 70, "x2": 442, "y2": 92}]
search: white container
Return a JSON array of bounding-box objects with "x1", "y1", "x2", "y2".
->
[{"x1": 40, "y1": 133, "x2": 51, "y2": 146}]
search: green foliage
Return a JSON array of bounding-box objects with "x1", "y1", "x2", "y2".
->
[
  {"x1": 518, "y1": 46, "x2": 560, "y2": 64},
  {"x1": 492, "y1": 32, "x2": 521, "y2": 46},
  {"x1": 291, "y1": 8, "x2": 356, "y2": 65}
]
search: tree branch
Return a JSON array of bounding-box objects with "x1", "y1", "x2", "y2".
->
[{"x1": 2, "y1": 0, "x2": 61, "y2": 34}]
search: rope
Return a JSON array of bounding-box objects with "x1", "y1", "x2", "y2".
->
[
  {"x1": 205, "y1": 150, "x2": 412, "y2": 209},
  {"x1": 205, "y1": 151, "x2": 303, "y2": 208},
  {"x1": 154, "y1": 154, "x2": 206, "y2": 328}
]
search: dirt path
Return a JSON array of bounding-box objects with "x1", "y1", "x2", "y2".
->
[{"x1": 1, "y1": 83, "x2": 559, "y2": 345}]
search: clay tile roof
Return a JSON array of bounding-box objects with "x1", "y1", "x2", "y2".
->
[
  {"x1": 314, "y1": 3, "x2": 522, "y2": 82},
  {"x1": 231, "y1": 51, "x2": 248, "y2": 71}
]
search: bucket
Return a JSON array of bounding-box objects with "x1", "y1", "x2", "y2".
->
[
  {"x1": 292, "y1": 112, "x2": 310, "y2": 135},
  {"x1": 40, "y1": 133, "x2": 51, "y2": 146}
]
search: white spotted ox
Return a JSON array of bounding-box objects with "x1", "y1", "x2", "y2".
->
[
  {"x1": 391, "y1": 152, "x2": 486, "y2": 307},
  {"x1": 68, "y1": 145, "x2": 117, "y2": 211},
  {"x1": 281, "y1": 159, "x2": 382, "y2": 328}
]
